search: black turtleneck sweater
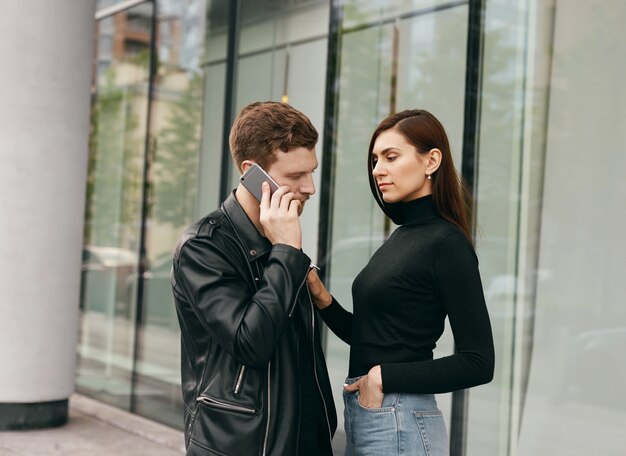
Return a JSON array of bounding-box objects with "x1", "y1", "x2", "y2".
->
[{"x1": 319, "y1": 195, "x2": 495, "y2": 394}]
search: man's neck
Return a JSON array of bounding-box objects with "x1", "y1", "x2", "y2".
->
[{"x1": 234, "y1": 184, "x2": 266, "y2": 236}]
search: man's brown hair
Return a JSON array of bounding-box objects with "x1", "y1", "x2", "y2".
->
[{"x1": 229, "y1": 101, "x2": 318, "y2": 172}]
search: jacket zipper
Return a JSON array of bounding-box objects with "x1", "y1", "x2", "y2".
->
[
  {"x1": 196, "y1": 395, "x2": 256, "y2": 415},
  {"x1": 233, "y1": 364, "x2": 246, "y2": 395},
  {"x1": 262, "y1": 362, "x2": 271, "y2": 456},
  {"x1": 264, "y1": 270, "x2": 308, "y2": 455},
  {"x1": 288, "y1": 271, "x2": 308, "y2": 318},
  {"x1": 307, "y1": 284, "x2": 333, "y2": 451}
]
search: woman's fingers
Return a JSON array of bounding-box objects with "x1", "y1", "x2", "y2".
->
[
  {"x1": 343, "y1": 378, "x2": 361, "y2": 392},
  {"x1": 344, "y1": 375, "x2": 383, "y2": 408}
]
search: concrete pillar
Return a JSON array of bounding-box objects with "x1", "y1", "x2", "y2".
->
[{"x1": 0, "y1": 0, "x2": 97, "y2": 429}]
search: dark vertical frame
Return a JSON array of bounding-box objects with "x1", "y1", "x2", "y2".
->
[
  {"x1": 451, "y1": 0, "x2": 485, "y2": 455},
  {"x1": 219, "y1": 0, "x2": 242, "y2": 202},
  {"x1": 460, "y1": 0, "x2": 485, "y2": 210},
  {"x1": 316, "y1": 0, "x2": 343, "y2": 296},
  {"x1": 129, "y1": 0, "x2": 158, "y2": 413}
]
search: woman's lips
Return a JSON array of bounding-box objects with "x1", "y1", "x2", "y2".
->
[{"x1": 378, "y1": 182, "x2": 392, "y2": 190}]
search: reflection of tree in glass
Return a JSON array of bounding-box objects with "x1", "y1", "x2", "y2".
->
[
  {"x1": 86, "y1": 69, "x2": 143, "y2": 248},
  {"x1": 152, "y1": 72, "x2": 203, "y2": 226}
]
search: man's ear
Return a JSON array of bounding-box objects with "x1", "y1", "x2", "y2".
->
[
  {"x1": 240, "y1": 160, "x2": 256, "y2": 174},
  {"x1": 427, "y1": 148, "x2": 442, "y2": 173}
]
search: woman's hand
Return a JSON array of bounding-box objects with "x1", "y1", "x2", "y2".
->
[
  {"x1": 306, "y1": 268, "x2": 333, "y2": 309},
  {"x1": 344, "y1": 365, "x2": 384, "y2": 408},
  {"x1": 259, "y1": 182, "x2": 302, "y2": 249}
]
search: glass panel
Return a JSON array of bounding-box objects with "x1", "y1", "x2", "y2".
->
[
  {"x1": 77, "y1": 1, "x2": 154, "y2": 410},
  {"x1": 466, "y1": 0, "x2": 530, "y2": 452},
  {"x1": 133, "y1": 0, "x2": 209, "y2": 428},
  {"x1": 342, "y1": 0, "x2": 467, "y2": 29},
  {"x1": 197, "y1": 61, "x2": 226, "y2": 215},
  {"x1": 198, "y1": 0, "x2": 229, "y2": 214},
  {"x1": 326, "y1": 4, "x2": 469, "y2": 451},
  {"x1": 517, "y1": 0, "x2": 626, "y2": 454},
  {"x1": 470, "y1": 0, "x2": 626, "y2": 454}
]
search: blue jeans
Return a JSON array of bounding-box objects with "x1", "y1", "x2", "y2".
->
[{"x1": 343, "y1": 377, "x2": 449, "y2": 456}]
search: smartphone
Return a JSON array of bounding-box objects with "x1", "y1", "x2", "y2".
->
[{"x1": 240, "y1": 163, "x2": 280, "y2": 201}]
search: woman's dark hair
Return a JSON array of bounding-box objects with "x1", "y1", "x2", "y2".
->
[{"x1": 367, "y1": 109, "x2": 474, "y2": 245}]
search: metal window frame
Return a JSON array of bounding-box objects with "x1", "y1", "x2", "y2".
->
[
  {"x1": 451, "y1": 1, "x2": 486, "y2": 455},
  {"x1": 219, "y1": 0, "x2": 242, "y2": 203}
]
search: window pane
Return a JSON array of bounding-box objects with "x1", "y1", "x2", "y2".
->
[
  {"x1": 132, "y1": 0, "x2": 209, "y2": 428},
  {"x1": 519, "y1": 0, "x2": 626, "y2": 454},
  {"x1": 77, "y1": 1, "x2": 154, "y2": 411},
  {"x1": 470, "y1": 0, "x2": 626, "y2": 454}
]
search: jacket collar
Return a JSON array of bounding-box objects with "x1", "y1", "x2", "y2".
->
[{"x1": 221, "y1": 190, "x2": 272, "y2": 262}]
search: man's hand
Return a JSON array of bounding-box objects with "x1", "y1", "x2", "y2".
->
[
  {"x1": 259, "y1": 182, "x2": 302, "y2": 249},
  {"x1": 344, "y1": 366, "x2": 384, "y2": 409},
  {"x1": 307, "y1": 268, "x2": 333, "y2": 309}
]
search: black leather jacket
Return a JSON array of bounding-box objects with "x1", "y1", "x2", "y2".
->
[{"x1": 171, "y1": 192, "x2": 337, "y2": 456}]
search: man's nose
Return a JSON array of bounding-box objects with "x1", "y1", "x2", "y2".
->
[{"x1": 301, "y1": 174, "x2": 315, "y2": 195}]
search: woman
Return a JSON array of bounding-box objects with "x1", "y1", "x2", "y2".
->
[{"x1": 308, "y1": 109, "x2": 495, "y2": 456}]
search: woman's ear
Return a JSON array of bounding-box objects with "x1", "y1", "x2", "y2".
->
[{"x1": 426, "y1": 148, "x2": 442, "y2": 174}]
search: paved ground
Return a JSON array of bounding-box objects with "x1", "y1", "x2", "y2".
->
[{"x1": 0, "y1": 395, "x2": 185, "y2": 456}]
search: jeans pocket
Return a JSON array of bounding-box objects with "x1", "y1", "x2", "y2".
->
[
  {"x1": 349, "y1": 395, "x2": 399, "y2": 456},
  {"x1": 356, "y1": 392, "x2": 399, "y2": 413},
  {"x1": 413, "y1": 410, "x2": 449, "y2": 456}
]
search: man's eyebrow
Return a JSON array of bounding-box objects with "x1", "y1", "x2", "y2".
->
[{"x1": 289, "y1": 165, "x2": 318, "y2": 174}]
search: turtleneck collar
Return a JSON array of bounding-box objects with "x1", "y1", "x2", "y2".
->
[{"x1": 384, "y1": 194, "x2": 440, "y2": 226}]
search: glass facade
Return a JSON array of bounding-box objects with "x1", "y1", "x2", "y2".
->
[{"x1": 78, "y1": 0, "x2": 626, "y2": 454}]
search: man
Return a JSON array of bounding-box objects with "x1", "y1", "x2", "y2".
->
[{"x1": 171, "y1": 101, "x2": 337, "y2": 456}]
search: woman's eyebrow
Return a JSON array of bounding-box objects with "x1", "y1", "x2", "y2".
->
[{"x1": 372, "y1": 147, "x2": 400, "y2": 158}]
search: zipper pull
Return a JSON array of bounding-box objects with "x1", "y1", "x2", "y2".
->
[{"x1": 233, "y1": 365, "x2": 246, "y2": 395}]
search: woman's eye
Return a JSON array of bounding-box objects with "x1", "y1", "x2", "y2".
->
[{"x1": 387, "y1": 156, "x2": 397, "y2": 161}]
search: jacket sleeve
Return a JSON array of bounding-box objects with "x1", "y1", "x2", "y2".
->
[
  {"x1": 380, "y1": 231, "x2": 495, "y2": 394},
  {"x1": 174, "y1": 236, "x2": 311, "y2": 368}
]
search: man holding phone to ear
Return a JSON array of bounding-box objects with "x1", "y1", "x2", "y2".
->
[{"x1": 171, "y1": 101, "x2": 336, "y2": 456}]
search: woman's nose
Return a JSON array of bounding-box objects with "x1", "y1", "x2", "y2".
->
[{"x1": 372, "y1": 161, "x2": 385, "y2": 176}]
